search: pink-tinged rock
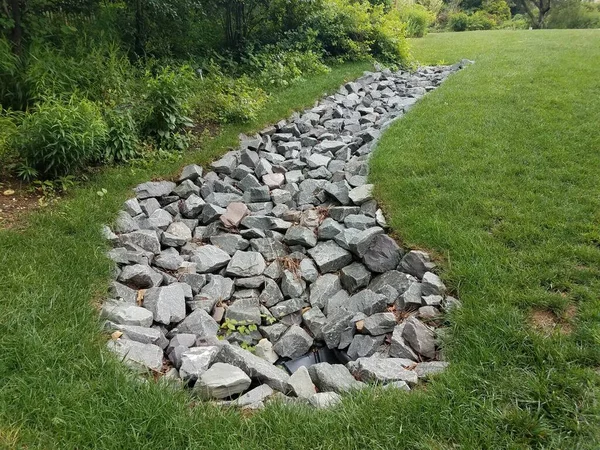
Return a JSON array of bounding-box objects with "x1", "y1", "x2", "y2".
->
[
  {"x1": 262, "y1": 173, "x2": 285, "y2": 189},
  {"x1": 220, "y1": 202, "x2": 249, "y2": 228}
]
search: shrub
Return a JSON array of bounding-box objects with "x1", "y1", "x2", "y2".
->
[
  {"x1": 14, "y1": 97, "x2": 108, "y2": 178},
  {"x1": 401, "y1": 5, "x2": 435, "y2": 37},
  {"x1": 498, "y1": 14, "x2": 530, "y2": 29},
  {"x1": 102, "y1": 108, "x2": 140, "y2": 163},
  {"x1": 189, "y1": 71, "x2": 268, "y2": 124},
  {"x1": 0, "y1": 108, "x2": 20, "y2": 162},
  {"x1": 547, "y1": 0, "x2": 600, "y2": 28},
  {"x1": 371, "y1": 8, "x2": 410, "y2": 64},
  {"x1": 483, "y1": 0, "x2": 511, "y2": 22},
  {"x1": 449, "y1": 12, "x2": 470, "y2": 31},
  {"x1": 142, "y1": 66, "x2": 195, "y2": 150},
  {"x1": 468, "y1": 10, "x2": 496, "y2": 29}
]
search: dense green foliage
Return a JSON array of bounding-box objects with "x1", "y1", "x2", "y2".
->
[{"x1": 0, "y1": 0, "x2": 413, "y2": 180}]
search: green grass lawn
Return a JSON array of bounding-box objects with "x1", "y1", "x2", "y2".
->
[{"x1": 1, "y1": 31, "x2": 600, "y2": 448}]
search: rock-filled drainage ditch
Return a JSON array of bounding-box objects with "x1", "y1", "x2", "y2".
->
[{"x1": 101, "y1": 61, "x2": 471, "y2": 410}]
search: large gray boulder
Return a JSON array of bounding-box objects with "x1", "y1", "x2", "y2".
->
[
  {"x1": 195, "y1": 362, "x2": 251, "y2": 399},
  {"x1": 101, "y1": 300, "x2": 153, "y2": 327},
  {"x1": 350, "y1": 356, "x2": 418, "y2": 386},
  {"x1": 107, "y1": 339, "x2": 163, "y2": 372},
  {"x1": 308, "y1": 362, "x2": 364, "y2": 393}
]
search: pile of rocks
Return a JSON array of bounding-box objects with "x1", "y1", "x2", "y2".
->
[{"x1": 102, "y1": 63, "x2": 468, "y2": 409}]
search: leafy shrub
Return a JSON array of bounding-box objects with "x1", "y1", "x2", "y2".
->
[
  {"x1": 0, "y1": 108, "x2": 20, "y2": 162},
  {"x1": 483, "y1": 0, "x2": 511, "y2": 22},
  {"x1": 401, "y1": 5, "x2": 435, "y2": 37},
  {"x1": 142, "y1": 66, "x2": 195, "y2": 150},
  {"x1": 370, "y1": 8, "x2": 410, "y2": 64},
  {"x1": 467, "y1": 10, "x2": 496, "y2": 29},
  {"x1": 102, "y1": 108, "x2": 140, "y2": 163},
  {"x1": 14, "y1": 97, "x2": 108, "y2": 178},
  {"x1": 189, "y1": 70, "x2": 268, "y2": 124},
  {"x1": 449, "y1": 12, "x2": 470, "y2": 31},
  {"x1": 498, "y1": 14, "x2": 529, "y2": 29},
  {"x1": 547, "y1": 0, "x2": 600, "y2": 28}
]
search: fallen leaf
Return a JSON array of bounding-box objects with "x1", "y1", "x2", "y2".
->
[
  {"x1": 3, "y1": 190, "x2": 15, "y2": 196},
  {"x1": 137, "y1": 289, "x2": 146, "y2": 306},
  {"x1": 111, "y1": 331, "x2": 123, "y2": 340}
]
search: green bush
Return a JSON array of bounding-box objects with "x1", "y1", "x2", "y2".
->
[
  {"x1": 483, "y1": 0, "x2": 511, "y2": 22},
  {"x1": 498, "y1": 14, "x2": 530, "y2": 29},
  {"x1": 0, "y1": 108, "x2": 20, "y2": 162},
  {"x1": 142, "y1": 66, "x2": 195, "y2": 150},
  {"x1": 401, "y1": 5, "x2": 435, "y2": 37},
  {"x1": 468, "y1": 10, "x2": 496, "y2": 29},
  {"x1": 547, "y1": 0, "x2": 600, "y2": 28},
  {"x1": 14, "y1": 97, "x2": 108, "y2": 178},
  {"x1": 189, "y1": 70, "x2": 268, "y2": 124},
  {"x1": 449, "y1": 12, "x2": 470, "y2": 31},
  {"x1": 102, "y1": 108, "x2": 140, "y2": 163}
]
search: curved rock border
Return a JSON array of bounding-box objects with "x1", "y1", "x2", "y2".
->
[{"x1": 102, "y1": 61, "x2": 471, "y2": 409}]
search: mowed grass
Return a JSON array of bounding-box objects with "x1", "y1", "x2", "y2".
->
[{"x1": 1, "y1": 30, "x2": 599, "y2": 449}]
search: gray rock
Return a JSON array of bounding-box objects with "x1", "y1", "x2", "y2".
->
[
  {"x1": 351, "y1": 357, "x2": 418, "y2": 385},
  {"x1": 346, "y1": 290, "x2": 388, "y2": 315},
  {"x1": 196, "y1": 362, "x2": 251, "y2": 399},
  {"x1": 259, "y1": 278, "x2": 284, "y2": 307},
  {"x1": 442, "y1": 295, "x2": 462, "y2": 312},
  {"x1": 273, "y1": 325, "x2": 314, "y2": 359},
  {"x1": 363, "y1": 234, "x2": 401, "y2": 273},
  {"x1": 421, "y1": 272, "x2": 446, "y2": 296},
  {"x1": 324, "y1": 289, "x2": 350, "y2": 316},
  {"x1": 153, "y1": 248, "x2": 183, "y2": 271},
  {"x1": 107, "y1": 339, "x2": 163, "y2": 372},
  {"x1": 308, "y1": 362, "x2": 364, "y2": 393},
  {"x1": 190, "y1": 245, "x2": 231, "y2": 273},
  {"x1": 143, "y1": 285, "x2": 186, "y2": 325},
  {"x1": 235, "y1": 276, "x2": 265, "y2": 289},
  {"x1": 123, "y1": 198, "x2": 143, "y2": 217},
  {"x1": 139, "y1": 197, "x2": 160, "y2": 216},
  {"x1": 422, "y1": 295, "x2": 443, "y2": 307},
  {"x1": 348, "y1": 184, "x2": 373, "y2": 205},
  {"x1": 134, "y1": 181, "x2": 176, "y2": 200},
  {"x1": 269, "y1": 296, "x2": 305, "y2": 319},
  {"x1": 418, "y1": 305, "x2": 442, "y2": 320},
  {"x1": 318, "y1": 218, "x2": 344, "y2": 240},
  {"x1": 179, "y1": 164, "x2": 203, "y2": 182},
  {"x1": 259, "y1": 323, "x2": 289, "y2": 342},
  {"x1": 114, "y1": 210, "x2": 139, "y2": 234},
  {"x1": 400, "y1": 250, "x2": 435, "y2": 278},
  {"x1": 216, "y1": 343, "x2": 291, "y2": 393},
  {"x1": 225, "y1": 251, "x2": 266, "y2": 277},
  {"x1": 369, "y1": 270, "x2": 413, "y2": 299},
  {"x1": 399, "y1": 282, "x2": 423, "y2": 310},
  {"x1": 179, "y1": 346, "x2": 219, "y2": 382},
  {"x1": 210, "y1": 234, "x2": 249, "y2": 256},
  {"x1": 226, "y1": 298, "x2": 262, "y2": 325},
  {"x1": 106, "y1": 323, "x2": 164, "y2": 347},
  {"x1": 308, "y1": 392, "x2": 342, "y2": 408},
  {"x1": 389, "y1": 325, "x2": 418, "y2": 361},
  {"x1": 344, "y1": 214, "x2": 376, "y2": 230},
  {"x1": 347, "y1": 334, "x2": 385, "y2": 360},
  {"x1": 299, "y1": 258, "x2": 319, "y2": 284},
  {"x1": 173, "y1": 179, "x2": 200, "y2": 199},
  {"x1": 283, "y1": 226, "x2": 317, "y2": 248},
  {"x1": 119, "y1": 230, "x2": 161, "y2": 255},
  {"x1": 162, "y1": 222, "x2": 192, "y2": 247},
  {"x1": 237, "y1": 384, "x2": 274, "y2": 407},
  {"x1": 255, "y1": 338, "x2": 279, "y2": 364},
  {"x1": 250, "y1": 238, "x2": 288, "y2": 261},
  {"x1": 362, "y1": 312, "x2": 397, "y2": 335},
  {"x1": 307, "y1": 241, "x2": 353, "y2": 273},
  {"x1": 108, "y1": 281, "x2": 137, "y2": 304},
  {"x1": 340, "y1": 262, "x2": 371, "y2": 293},
  {"x1": 118, "y1": 264, "x2": 162, "y2": 288},
  {"x1": 402, "y1": 317, "x2": 436, "y2": 358},
  {"x1": 328, "y1": 206, "x2": 360, "y2": 222},
  {"x1": 289, "y1": 366, "x2": 316, "y2": 399},
  {"x1": 309, "y1": 274, "x2": 342, "y2": 309},
  {"x1": 321, "y1": 308, "x2": 354, "y2": 349},
  {"x1": 281, "y1": 270, "x2": 306, "y2": 299},
  {"x1": 262, "y1": 173, "x2": 285, "y2": 189},
  {"x1": 181, "y1": 194, "x2": 206, "y2": 219},
  {"x1": 101, "y1": 300, "x2": 153, "y2": 327},
  {"x1": 211, "y1": 153, "x2": 238, "y2": 175},
  {"x1": 176, "y1": 309, "x2": 219, "y2": 338}
]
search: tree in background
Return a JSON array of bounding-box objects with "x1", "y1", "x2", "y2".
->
[{"x1": 516, "y1": 0, "x2": 551, "y2": 26}]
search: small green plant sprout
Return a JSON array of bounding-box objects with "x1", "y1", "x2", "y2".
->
[
  {"x1": 261, "y1": 313, "x2": 276, "y2": 325},
  {"x1": 220, "y1": 318, "x2": 258, "y2": 338},
  {"x1": 96, "y1": 188, "x2": 108, "y2": 197}
]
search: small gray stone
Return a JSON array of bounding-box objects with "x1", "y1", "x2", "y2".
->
[
  {"x1": 273, "y1": 325, "x2": 314, "y2": 359},
  {"x1": 226, "y1": 298, "x2": 262, "y2": 325},
  {"x1": 118, "y1": 264, "x2": 162, "y2": 288},
  {"x1": 143, "y1": 285, "x2": 186, "y2": 325},
  {"x1": 344, "y1": 214, "x2": 376, "y2": 230},
  {"x1": 225, "y1": 251, "x2": 266, "y2": 277},
  {"x1": 299, "y1": 258, "x2": 318, "y2": 283},
  {"x1": 269, "y1": 297, "x2": 305, "y2": 319},
  {"x1": 153, "y1": 248, "x2": 183, "y2": 271},
  {"x1": 321, "y1": 308, "x2": 354, "y2": 349},
  {"x1": 363, "y1": 234, "x2": 401, "y2": 273},
  {"x1": 347, "y1": 334, "x2": 385, "y2": 360},
  {"x1": 289, "y1": 366, "x2": 316, "y2": 399},
  {"x1": 196, "y1": 362, "x2": 251, "y2": 399},
  {"x1": 134, "y1": 181, "x2": 176, "y2": 200},
  {"x1": 307, "y1": 241, "x2": 353, "y2": 273},
  {"x1": 250, "y1": 238, "x2": 288, "y2": 261},
  {"x1": 179, "y1": 346, "x2": 219, "y2": 382},
  {"x1": 308, "y1": 362, "x2": 364, "y2": 393},
  {"x1": 309, "y1": 274, "x2": 342, "y2": 309},
  {"x1": 172, "y1": 179, "x2": 200, "y2": 199},
  {"x1": 123, "y1": 198, "x2": 143, "y2": 217},
  {"x1": 402, "y1": 317, "x2": 436, "y2": 359},
  {"x1": 101, "y1": 300, "x2": 153, "y2": 327},
  {"x1": 179, "y1": 164, "x2": 203, "y2": 182},
  {"x1": 415, "y1": 361, "x2": 449, "y2": 378},
  {"x1": 362, "y1": 312, "x2": 397, "y2": 335},
  {"x1": 177, "y1": 309, "x2": 219, "y2": 338},
  {"x1": 107, "y1": 339, "x2": 163, "y2": 372},
  {"x1": 162, "y1": 222, "x2": 192, "y2": 247},
  {"x1": 255, "y1": 338, "x2": 279, "y2": 364},
  {"x1": 351, "y1": 357, "x2": 418, "y2": 386},
  {"x1": 389, "y1": 325, "x2": 418, "y2": 361},
  {"x1": 318, "y1": 218, "x2": 344, "y2": 240},
  {"x1": 281, "y1": 270, "x2": 306, "y2": 299},
  {"x1": 400, "y1": 250, "x2": 435, "y2": 278},
  {"x1": 211, "y1": 154, "x2": 238, "y2": 175},
  {"x1": 259, "y1": 323, "x2": 289, "y2": 342},
  {"x1": 399, "y1": 282, "x2": 423, "y2": 310},
  {"x1": 237, "y1": 384, "x2": 274, "y2": 407},
  {"x1": 340, "y1": 262, "x2": 371, "y2": 293},
  {"x1": 348, "y1": 184, "x2": 373, "y2": 205},
  {"x1": 284, "y1": 226, "x2": 317, "y2": 248},
  {"x1": 346, "y1": 290, "x2": 388, "y2": 315},
  {"x1": 119, "y1": 230, "x2": 161, "y2": 255},
  {"x1": 421, "y1": 272, "x2": 446, "y2": 296},
  {"x1": 190, "y1": 245, "x2": 231, "y2": 273},
  {"x1": 114, "y1": 210, "x2": 139, "y2": 234}
]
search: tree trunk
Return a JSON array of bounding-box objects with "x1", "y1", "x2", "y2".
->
[{"x1": 8, "y1": 0, "x2": 23, "y2": 55}]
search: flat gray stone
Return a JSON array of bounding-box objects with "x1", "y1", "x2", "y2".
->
[
  {"x1": 348, "y1": 184, "x2": 373, "y2": 205},
  {"x1": 321, "y1": 308, "x2": 354, "y2": 349},
  {"x1": 190, "y1": 245, "x2": 231, "y2": 273},
  {"x1": 340, "y1": 262, "x2": 371, "y2": 293},
  {"x1": 143, "y1": 285, "x2": 186, "y2": 325},
  {"x1": 273, "y1": 325, "x2": 314, "y2": 359},
  {"x1": 308, "y1": 362, "x2": 364, "y2": 393},
  {"x1": 101, "y1": 300, "x2": 153, "y2": 327},
  {"x1": 389, "y1": 324, "x2": 418, "y2": 361},
  {"x1": 421, "y1": 272, "x2": 446, "y2": 296},
  {"x1": 196, "y1": 362, "x2": 251, "y2": 399},
  {"x1": 226, "y1": 298, "x2": 261, "y2": 325},
  {"x1": 107, "y1": 339, "x2": 163, "y2": 371},
  {"x1": 289, "y1": 366, "x2": 316, "y2": 399},
  {"x1": 281, "y1": 270, "x2": 306, "y2": 299},
  {"x1": 179, "y1": 346, "x2": 219, "y2": 382},
  {"x1": 134, "y1": 181, "x2": 176, "y2": 200},
  {"x1": 119, "y1": 230, "x2": 161, "y2": 255},
  {"x1": 179, "y1": 164, "x2": 203, "y2": 181},
  {"x1": 400, "y1": 250, "x2": 435, "y2": 278},
  {"x1": 351, "y1": 356, "x2": 418, "y2": 385},
  {"x1": 402, "y1": 316, "x2": 436, "y2": 358},
  {"x1": 237, "y1": 384, "x2": 274, "y2": 407},
  {"x1": 118, "y1": 264, "x2": 162, "y2": 288},
  {"x1": 363, "y1": 234, "x2": 401, "y2": 273},
  {"x1": 225, "y1": 251, "x2": 266, "y2": 277},
  {"x1": 216, "y1": 343, "x2": 291, "y2": 393},
  {"x1": 308, "y1": 241, "x2": 353, "y2": 273},
  {"x1": 309, "y1": 392, "x2": 342, "y2": 408},
  {"x1": 347, "y1": 334, "x2": 385, "y2": 360},
  {"x1": 284, "y1": 226, "x2": 317, "y2": 248},
  {"x1": 255, "y1": 338, "x2": 279, "y2": 364},
  {"x1": 176, "y1": 309, "x2": 219, "y2": 338},
  {"x1": 309, "y1": 274, "x2": 341, "y2": 309},
  {"x1": 346, "y1": 290, "x2": 388, "y2": 315},
  {"x1": 362, "y1": 312, "x2": 397, "y2": 335}
]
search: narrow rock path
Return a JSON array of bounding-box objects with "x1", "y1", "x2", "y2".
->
[{"x1": 102, "y1": 61, "x2": 470, "y2": 409}]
